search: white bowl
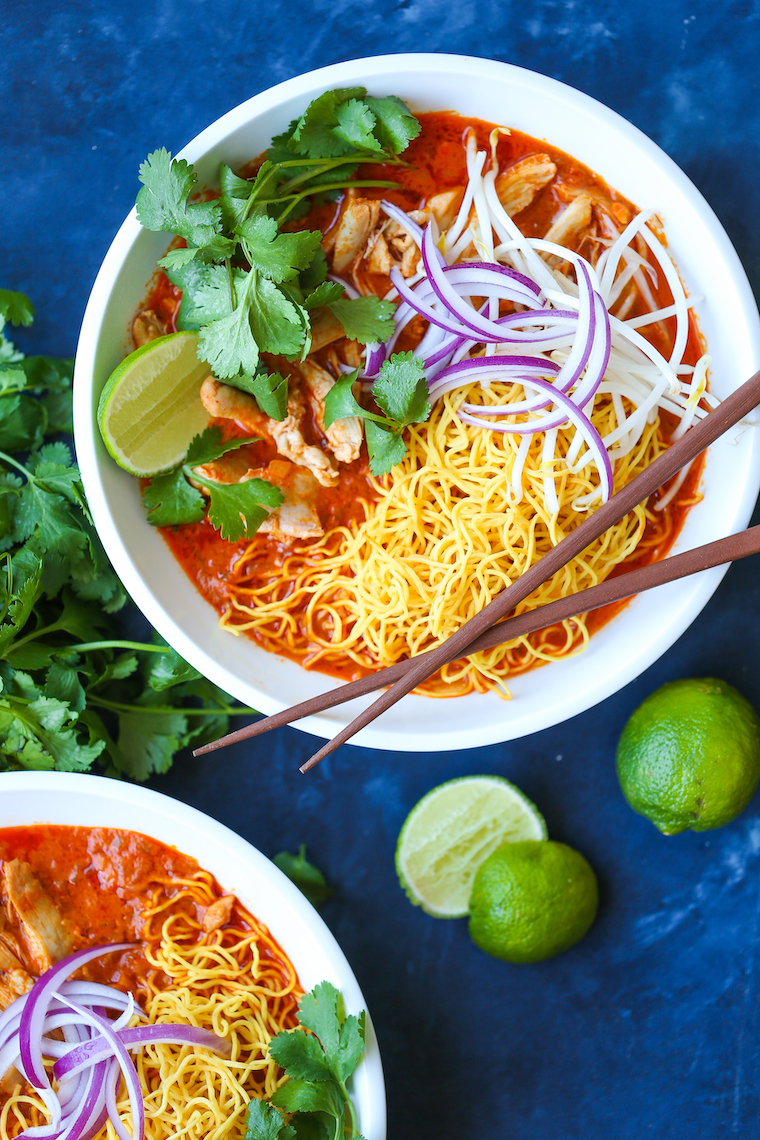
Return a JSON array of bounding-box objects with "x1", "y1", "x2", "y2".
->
[
  {"x1": 74, "y1": 53, "x2": 760, "y2": 751},
  {"x1": 0, "y1": 771, "x2": 386, "y2": 1139}
]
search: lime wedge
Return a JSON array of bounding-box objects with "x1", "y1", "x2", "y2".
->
[
  {"x1": 97, "y1": 331, "x2": 211, "y2": 476},
  {"x1": 395, "y1": 775, "x2": 547, "y2": 918}
]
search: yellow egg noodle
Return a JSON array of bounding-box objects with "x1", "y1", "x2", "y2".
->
[{"x1": 223, "y1": 380, "x2": 691, "y2": 697}]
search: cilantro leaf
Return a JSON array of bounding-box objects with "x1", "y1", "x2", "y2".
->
[
  {"x1": 271, "y1": 1079, "x2": 345, "y2": 1118},
  {"x1": 249, "y1": 372, "x2": 289, "y2": 421},
  {"x1": 244, "y1": 1097, "x2": 296, "y2": 1140},
  {"x1": 204, "y1": 477, "x2": 283, "y2": 543},
  {"x1": 219, "y1": 164, "x2": 256, "y2": 230},
  {"x1": 299, "y1": 248, "x2": 328, "y2": 293},
  {"x1": 273, "y1": 846, "x2": 333, "y2": 908},
  {"x1": 0, "y1": 289, "x2": 35, "y2": 327},
  {"x1": 136, "y1": 149, "x2": 227, "y2": 250},
  {"x1": 373, "y1": 351, "x2": 430, "y2": 424},
  {"x1": 114, "y1": 698, "x2": 188, "y2": 780},
  {"x1": 185, "y1": 425, "x2": 256, "y2": 468},
  {"x1": 327, "y1": 297, "x2": 395, "y2": 345},
  {"x1": 0, "y1": 395, "x2": 47, "y2": 452},
  {"x1": 197, "y1": 272, "x2": 262, "y2": 379},
  {"x1": 322, "y1": 372, "x2": 367, "y2": 429},
  {"x1": 268, "y1": 1028, "x2": 335, "y2": 1082},
  {"x1": 290, "y1": 88, "x2": 368, "y2": 158},
  {"x1": 296, "y1": 981, "x2": 365, "y2": 1084},
  {"x1": 237, "y1": 216, "x2": 322, "y2": 283},
  {"x1": 146, "y1": 636, "x2": 201, "y2": 691},
  {"x1": 333, "y1": 98, "x2": 379, "y2": 152},
  {"x1": 363, "y1": 95, "x2": 421, "y2": 154},
  {"x1": 158, "y1": 246, "x2": 199, "y2": 272},
  {"x1": 364, "y1": 420, "x2": 408, "y2": 476},
  {"x1": 143, "y1": 468, "x2": 205, "y2": 528},
  {"x1": 304, "y1": 281, "x2": 344, "y2": 311},
  {"x1": 249, "y1": 277, "x2": 306, "y2": 356}
]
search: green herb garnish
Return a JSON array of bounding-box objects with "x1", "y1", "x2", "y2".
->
[
  {"x1": 246, "y1": 981, "x2": 366, "y2": 1140},
  {"x1": 142, "y1": 425, "x2": 283, "y2": 540},
  {"x1": 273, "y1": 846, "x2": 334, "y2": 909},
  {"x1": 0, "y1": 290, "x2": 256, "y2": 778},
  {"x1": 135, "y1": 87, "x2": 419, "y2": 411},
  {"x1": 323, "y1": 351, "x2": 430, "y2": 476}
]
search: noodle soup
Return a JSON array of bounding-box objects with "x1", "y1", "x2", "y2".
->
[
  {"x1": 74, "y1": 57, "x2": 760, "y2": 749},
  {"x1": 0, "y1": 825, "x2": 301, "y2": 1140},
  {"x1": 136, "y1": 113, "x2": 704, "y2": 698}
]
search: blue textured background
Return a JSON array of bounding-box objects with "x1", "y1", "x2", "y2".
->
[{"x1": 4, "y1": 3, "x2": 760, "y2": 1136}]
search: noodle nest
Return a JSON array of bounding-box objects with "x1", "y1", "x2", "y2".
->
[{"x1": 223, "y1": 382, "x2": 684, "y2": 696}]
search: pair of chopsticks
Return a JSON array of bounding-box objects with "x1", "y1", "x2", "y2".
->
[{"x1": 194, "y1": 367, "x2": 760, "y2": 771}]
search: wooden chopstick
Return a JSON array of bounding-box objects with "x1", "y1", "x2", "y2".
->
[
  {"x1": 299, "y1": 367, "x2": 760, "y2": 770},
  {"x1": 193, "y1": 521, "x2": 760, "y2": 759}
]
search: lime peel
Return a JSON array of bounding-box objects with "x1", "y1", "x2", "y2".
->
[{"x1": 395, "y1": 775, "x2": 547, "y2": 918}]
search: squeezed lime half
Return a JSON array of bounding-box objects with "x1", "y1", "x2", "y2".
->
[{"x1": 395, "y1": 775, "x2": 547, "y2": 918}]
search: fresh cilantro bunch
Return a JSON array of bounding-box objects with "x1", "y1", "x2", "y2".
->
[
  {"x1": 246, "y1": 981, "x2": 366, "y2": 1140},
  {"x1": 324, "y1": 351, "x2": 431, "y2": 476},
  {"x1": 135, "y1": 87, "x2": 419, "y2": 418},
  {"x1": 143, "y1": 425, "x2": 283, "y2": 540},
  {"x1": 0, "y1": 290, "x2": 256, "y2": 779}
]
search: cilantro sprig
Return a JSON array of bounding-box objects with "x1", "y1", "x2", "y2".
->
[
  {"x1": 324, "y1": 352, "x2": 431, "y2": 476},
  {"x1": 142, "y1": 426, "x2": 283, "y2": 542},
  {"x1": 0, "y1": 289, "x2": 257, "y2": 779},
  {"x1": 245, "y1": 981, "x2": 366, "y2": 1140},
  {"x1": 135, "y1": 87, "x2": 419, "y2": 412}
]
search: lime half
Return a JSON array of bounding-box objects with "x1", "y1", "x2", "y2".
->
[
  {"x1": 395, "y1": 775, "x2": 547, "y2": 918},
  {"x1": 97, "y1": 331, "x2": 211, "y2": 476}
]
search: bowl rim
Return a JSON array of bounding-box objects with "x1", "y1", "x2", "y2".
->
[
  {"x1": 73, "y1": 53, "x2": 760, "y2": 752},
  {"x1": 0, "y1": 770, "x2": 387, "y2": 1139}
]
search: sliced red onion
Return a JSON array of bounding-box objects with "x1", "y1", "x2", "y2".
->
[
  {"x1": 54, "y1": 1024, "x2": 230, "y2": 1081},
  {"x1": 19, "y1": 944, "x2": 135, "y2": 1090},
  {"x1": 55, "y1": 998, "x2": 145, "y2": 1140}
]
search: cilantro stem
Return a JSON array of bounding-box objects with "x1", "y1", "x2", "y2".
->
[
  {"x1": 67, "y1": 640, "x2": 173, "y2": 654},
  {"x1": 339, "y1": 1081, "x2": 358, "y2": 1136},
  {"x1": 274, "y1": 179, "x2": 398, "y2": 224},
  {"x1": 276, "y1": 153, "x2": 396, "y2": 194},
  {"x1": 87, "y1": 696, "x2": 257, "y2": 716},
  {"x1": 0, "y1": 450, "x2": 30, "y2": 479}
]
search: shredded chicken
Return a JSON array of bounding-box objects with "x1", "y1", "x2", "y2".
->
[
  {"x1": 202, "y1": 894, "x2": 235, "y2": 933},
  {"x1": 299, "y1": 359, "x2": 363, "y2": 463},
  {"x1": 200, "y1": 377, "x2": 273, "y2": 439},
  {"x1": 257, "y1": 461, "x2": 323, "y2": 539},
  {"x1": 495, "y1": 153, "x2": 557, "y2": 216},
  {"x1": 331, "y1": 198, "x2": 381, "y2": 273},
  {"x1": 270, "y1": 387, "x2": 338, "y2": 487},
  {"x1": 200, "y1": 377, "x2": 337, "y2": 488},
  {"x1": 1, "y1": 860, "x2": 72, "y2": 975},
  {"x1": 543, "y1": 194, "x2": 594, "y2": 263},
  {"x1": 132, "y1": 308, "x2": 166, "y2": 347}
]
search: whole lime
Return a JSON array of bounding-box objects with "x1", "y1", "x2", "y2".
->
[
  {"x1": 616, "y1": 677, "x2": 760, "y2": 835},
  {"x1": 468, "y1": 840, "x2": 598, "y2": 963}
]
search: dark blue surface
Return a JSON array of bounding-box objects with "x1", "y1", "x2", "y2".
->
[{"x1": 4, "y1": 3, "x2": 760, "y2": 1136}]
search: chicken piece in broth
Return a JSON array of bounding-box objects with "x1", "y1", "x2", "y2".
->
[
  {"x1": 330, "y1": 198, "x2": 381, "y2": 273},
  {"x1": 299, "y1": 359, "x2": 363, "y2": 464},
  {"x1": 132, "y1": 308, "x2": 167, "y2": 346},
  {"x1": 1, "y1": 860, "x2": 73, "y2": 975},
  {"x1": 494, "y1": 153, "x2": 557, "y2": 216}
]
